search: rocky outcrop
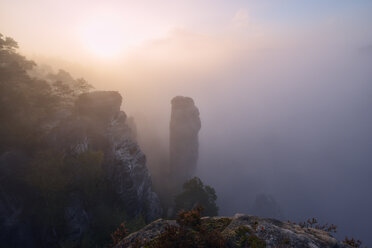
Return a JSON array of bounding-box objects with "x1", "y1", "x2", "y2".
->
[
  {"x1": 0, "y1": 91, "x2": 161, "y2": 247},
  {"x1": 0, "y1": 151, "x2": 38, "y2": 248},
  {"x1": 64, "y1": 193, "x2": 89, "y2": 242},
  {"x1": 105, "y1": 112, "x2": 161, "y2": 221},
  {"x1": 169, "y1": 96, "x2": 201, "y2": 184},
  {"x1": 118, "y1": 214, "x2": 349, "y2": 248},
  {"x1": 62, "y1": 91, "x2": 162, "y2": 221}
]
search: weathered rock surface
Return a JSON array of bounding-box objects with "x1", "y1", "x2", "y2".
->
[
  {"x1": 0, "y1": 91, "x2": 161, "y2": 247},
  {"x1": 74, "y1": 91, "x2": 161, "y2": 221},
  {"x1": 49, "y1": 91, "x2": 162, "y2": 223},
  {"x1": 0, "y1": 151, "x2": 37, "y2": 247},
  {"x1": 169, "y1": 96, "x2": 201, "y2": 184},
  {"x1": 47, "y1": 91, "x2": 162, "y2": 221},
  {"x1": 119, "y1": 214, "x2": 349, "y2": 248}
]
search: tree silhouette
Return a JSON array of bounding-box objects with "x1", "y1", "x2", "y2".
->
[{"x1": 175, "y1": 177, "x2": 218, "y2": 217}]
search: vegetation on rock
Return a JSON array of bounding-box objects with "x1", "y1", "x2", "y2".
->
[
  {"x1": 116, "y1": 208, "x2": 356, "y2": 248},
  {"x1": 174, "y1": 177, "x2": 218, "y2": 217},
  {"x1": 115, "y1": 206, "x2": 227, "y2": 248},
  {"x1": 343, "y1": 237, "x2": 363, "y2": 248},
  {"x1": 0, "y1": 34, "x2": 149, "y2": 247},
  {"x1": 0, "y1": 33, "x2": 92, "y2": 153}
]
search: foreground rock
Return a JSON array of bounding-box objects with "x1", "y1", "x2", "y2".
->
[{"x1": 118, "y1": 214, "x2": 349, "y2": 248}]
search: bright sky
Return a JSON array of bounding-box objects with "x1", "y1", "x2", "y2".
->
[{"x1": 1, "y1": 0, "x2": 371, "y2": 62}]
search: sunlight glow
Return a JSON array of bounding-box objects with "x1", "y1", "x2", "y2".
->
[{"x1": 80, "y1": 15, "x2": 126, "y2": 58}]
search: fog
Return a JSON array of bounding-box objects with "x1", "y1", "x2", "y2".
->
[
  {"x1": 31, "y1": 22, "x2": 372, "y2": 245},
  {"x1": 92, "y1": 29, "x2": 372, "y2": 244},
  {"x1": 122, "y1": 33, "x2": 372, "y2": 244},
  {"x1": 197, "y1": 47, "x2": 372, "y2": 244},
  {"x1": 3, "y1": 0, "x2": 372, "y2": 245}
]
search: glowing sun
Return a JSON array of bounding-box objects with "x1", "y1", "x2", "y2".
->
[{"x1": 80, "y1": 15, "x2": 125, "y2": 58}]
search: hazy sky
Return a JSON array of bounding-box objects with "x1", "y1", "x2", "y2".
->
[
  {"x1": 1, "y1": 0, "x2": 372, "y2": 61},
  {"x1": 1, "y1": 0, "x2": 372, "y2": 246}
]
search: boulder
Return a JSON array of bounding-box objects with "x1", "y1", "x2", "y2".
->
[{"x1": 118, "y1": 214, "x2": 350, "y2": 248}]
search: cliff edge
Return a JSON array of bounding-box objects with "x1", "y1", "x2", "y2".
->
[{"x1": 117, "y1": 213, "x2": 349, "y2": 248}]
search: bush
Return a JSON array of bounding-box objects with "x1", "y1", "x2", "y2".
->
[
  {"x1": 111, "y1": 222, "x2": 128, "y2": 246},
  {"x1": 289, "y1": 218, "x2": 337, "y2": 234},
  {"x1": 343, "y1": 237, "x2": 362, "y2": 248},
  {"x1": 150, "y1": 207, "x2": 225, "y2": 247},
  {"x1": 0, "y1": 33, "x2": 92, "y2": 153},
  {"x1": 174, "y1": 177, "x2": 218, "y2": 217},
  {"x1": 299, "y1": 218, "x2": 337, "y2": 234},
  {"x1": 128, "y1": 206, "x2": 226, "y2": 248}
]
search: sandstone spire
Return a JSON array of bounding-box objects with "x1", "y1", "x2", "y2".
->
[{"x1": 169, "y1": 96, "x2": 201, "y2": 183}]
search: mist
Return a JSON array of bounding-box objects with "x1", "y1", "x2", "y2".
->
[
  {"x1": 32, "y1": 19, "x2": 372, "y2": 245},
  {"x1": 2, "y1": 0, "x2": 372, "y2": 245},
  {"x1": 197, "y1": 46, "x2": 372, "y2": 244},
  {"x1": 104, "y1": 28, "x2": 372, "y2": 244},
  {"x1": 130, "y1": 30, "x2": 372, "y2": 243}
]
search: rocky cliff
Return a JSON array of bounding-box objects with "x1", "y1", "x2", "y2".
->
[
  {"x1": 169, "y1": 96, "x2": 201, "y2": 184},
  {"x1": 117, "y1": 214, "x2": 350, "y2": 248},
  {"x1": 0, "y1": 91, "x2": 161, "y2": 247},
  {"x1": 68, "y1": 91, "x2": 162, "y2": 221}
]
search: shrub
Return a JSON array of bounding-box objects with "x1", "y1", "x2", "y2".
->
[
  {"x1": 297, "y1": 218, "x2": 337, "y2": 234},
  {"x1": 174, "y1": 177, "x2": 218, "y2": 217},
  {"x1": 147, "y1": 206, "x2": 226, "y2": 248},
  {"x1": 0, "y1": 33, "x2": 93, "y2": 153},
  {"x1": 343, "y1": 237, "x2": 362, "y2": 248},
  {"x1": 111, "y1": 222, "x2": 128, "y2": 246},
  {"x1": 235, "y1": 226, "x2": 266, "y2": 248}
]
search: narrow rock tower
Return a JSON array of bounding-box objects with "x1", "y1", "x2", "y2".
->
[{"x1": 169, "y1": 96, "x2": 201, "y2": 184}]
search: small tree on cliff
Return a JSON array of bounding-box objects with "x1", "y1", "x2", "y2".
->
[
  {"x1": 174, "y1": 177, "x2": 218, "y2": 216},
  {"x1": 0, "y1": 33, "x2": 93, "y2": 153}
]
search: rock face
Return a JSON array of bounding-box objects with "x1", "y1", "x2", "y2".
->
[
  {"x1": 0, "y1": 91, "x2": 161, "y2": 247},
  {"x1": 0, "y1": 151, "x2": 37, "y2": 247},
  {"x1": 118, "y1": 214, "x2": 349, "y2": 248},
  {"x1": 60, "y1": 91, "x2": 162, "y2": 221},
  {"x1": 169, "y1": 96, "x2": 201, "y2": 184}
]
